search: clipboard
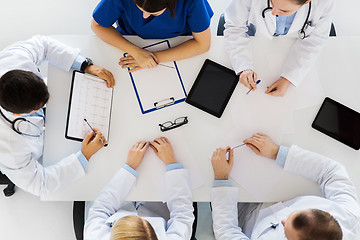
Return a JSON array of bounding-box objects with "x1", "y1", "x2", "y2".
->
[
  {"x1": 65, "y1": 71, "x2": 114, "y2": 146},
  {"x1": 124, "y1": 40, "x2": 187, "y2": 114}
]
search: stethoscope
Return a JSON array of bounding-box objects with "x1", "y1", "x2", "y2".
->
[
  {"x1": 262, "y1": 0, "x2": 312, "y2": 39},
  {"x1": 0, "y1": 109, "x2": 42, "y2": 137}
]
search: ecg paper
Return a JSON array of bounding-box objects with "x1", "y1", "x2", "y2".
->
[
  {"x1": 66, "y1": 72, "x2": 113, "y2": 143},
  {"x1": 127, "y1": 40, "x2": 186, "y2": 113}
]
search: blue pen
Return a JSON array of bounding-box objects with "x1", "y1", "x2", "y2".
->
[{"x1": 246, "y1": 79, "x2": 262, "y2": 94}]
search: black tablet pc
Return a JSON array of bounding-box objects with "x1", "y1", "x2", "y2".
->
[
  {"x1": 312, "y1": 97, "x2": 360, "y2": 150},
  {"x1": 185, "y1": 59, "x2": 237, "y2": 118}
]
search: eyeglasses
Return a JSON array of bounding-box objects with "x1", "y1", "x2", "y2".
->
[{"x1": 159, "y1": 117, "x2": 188, "y2": 132}]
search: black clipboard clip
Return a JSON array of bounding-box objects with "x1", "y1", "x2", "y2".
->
[{"x1": 154, "y1": 97, "x2": 175, "y2": 109}]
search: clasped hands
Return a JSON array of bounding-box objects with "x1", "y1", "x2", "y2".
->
[
  {"x1": 126, "y1": 137, "x2": 177, "y2": 170},
  {"x1": 239, "y1": 69, "x2": 291, "y2": 97},
  {"x1": 119, "y1": 48, "x2": 159, "y2": 73},
  {"x1": 211, "y1": 133, "x2": 280, "y2": 180}
]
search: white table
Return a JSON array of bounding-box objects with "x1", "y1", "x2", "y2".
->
[{"x1": 42, "y1": 35, "x2": 360, "y2": 201}]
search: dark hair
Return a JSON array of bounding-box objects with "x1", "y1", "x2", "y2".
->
[
  {"x1": 133, "y1": 0, "x2": 177, "y2": 18},
  {"x1": 292, "y1": 209, "x2": 343, "y2": 240},
  {"x1": 292, "y1": 0, "x2": 309, "y2": 5},
  {"x1": 0, "y1": 70, "x2": 49, "y2": 114}
]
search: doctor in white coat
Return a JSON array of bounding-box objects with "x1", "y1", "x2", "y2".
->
[
  {"x1": 224, "y1": 0, "x2": 335, "y2": 96},
  {"x1": 84, "y1": 137, "x2": 195, "y2": 240},
  {"x1": 0, "y1": 35, "x2": 115, "y2": 196},
  {"x1": 211, "y1": 133, "x2": 360, "y2": 240}
]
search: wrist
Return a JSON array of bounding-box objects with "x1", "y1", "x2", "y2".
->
[
  {"x1": 81, "y1": 150, "x2": 91, "y2": 161},
  {"x1": 214, "y1": 174, "x2": 229, "y2": 180},
  {"x1": 271, "y1": 145, "x2": 280, "y2": 159}
]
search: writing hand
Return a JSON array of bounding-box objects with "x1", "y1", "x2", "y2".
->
[
  {"x1": 239, "y1": 69, "x2": 258, "y2": 91},
  {"x1": 265, "y1": 77, "x2": 291, "y2": 97},
  {"x1": 81, "y1": 128, "x2": 107, "y2": 160}
]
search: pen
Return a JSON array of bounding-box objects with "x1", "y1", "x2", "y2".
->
[
  {"x1": 84, "y1": 118, "x2": 96, "y2": 134},
  {"x1": 246, "y1": 79, "x2": 262, "y2": 94},
  {"x1": 227, "y1": 143, "x2": 246, "y2": 151},
  {"x1": 158, "y1": 63, "x2": 175, "y2": 69}
]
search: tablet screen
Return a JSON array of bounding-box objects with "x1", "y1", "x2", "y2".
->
[
  {"x1": 186, "y1": 59, "x2": 237, "y2": 118},
  {"x1": 312, "y1": 97, "x2": 360, "y2": 150}
]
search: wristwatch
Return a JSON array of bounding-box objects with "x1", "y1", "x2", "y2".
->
[{"x1": 80, "y1": 57, "x2": 93, "y2": 72}]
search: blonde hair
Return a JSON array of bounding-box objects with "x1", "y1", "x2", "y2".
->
[{"x1": 110, "y1": 215, "x2": 158, "y2": 240}]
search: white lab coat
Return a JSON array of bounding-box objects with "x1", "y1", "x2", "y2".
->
[
  {"x1": 0, "y1": 35, "x2": 85, "y2": 196},
  {"x1": 224, "y1": 0, "x2": 335, "y2": 86},
  {"x1": 84, "y1": 167, "x2": 195, "y2": 240},
  {"x1": 211, "y1": 145, "x2": 360, "y2": 240}
]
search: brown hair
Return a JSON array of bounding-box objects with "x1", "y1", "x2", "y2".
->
[
  {"x1": 292, "y1": 209, "x2": 343, "y2": 240},
  {"x1": 133, "y1": 0, "x2": 177, "y2": 18},
  {"x1": 110, "y1": 215, "x2": 158, "y2": 240}
]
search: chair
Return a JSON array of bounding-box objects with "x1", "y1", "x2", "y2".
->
[
  {"x1": 0, "y1": 171, "x2": 15, "y2": 197},
  {"x1": 217, "y1": 13, "x2": 337, "y2": 37},
  {"x1": 73, "y1": 201, "x2": 198, "y2": 240}
]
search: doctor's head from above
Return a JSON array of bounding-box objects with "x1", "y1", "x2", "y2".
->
[
  {"x1": 110, "y1": 215, "x2": 158, "y2": 240},
  {"x1": 281, "y1": 209, "x2": 342, "y2": 240},
  {"x1": 271, "y1": 0, "x2": 311, "y2": 16},
  {"x1": 134, "y1": 0, "x2": 177, "y2": 19},
  {"x1": 0, "y1": 70, "x2": 49, "y2": 115}
]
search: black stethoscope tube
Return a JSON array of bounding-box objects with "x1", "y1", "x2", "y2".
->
[{"x1": 262, "y1": 0, "x2": 311, "y2": 39}]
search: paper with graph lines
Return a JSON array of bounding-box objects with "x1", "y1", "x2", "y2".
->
[{"x1": 65, "y1": 71, "x2": 113, "y2": 145}]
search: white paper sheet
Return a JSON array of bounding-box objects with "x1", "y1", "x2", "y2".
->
[
  {"x1": 210, "y1": 128, "x2": 284, "y2": 200},
  {"x1": 140, "y1": 129, "x2": 204, "y2": 201},
  {"x1": 66, "y1": 72, "x2": 113, "y2": 141},
  {"x1": 127, "y1": 41, "x2": 186, "y2": 113}
]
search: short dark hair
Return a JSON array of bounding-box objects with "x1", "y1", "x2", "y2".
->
[
  {"x1": 291, "y1": 0, "x2": 309, "y2": 5},
  {"x1": 133, "y1": 0, "x2": 177, "y2": 18},
  {"x1": 0, "y1": 70, "x2": 49, "y2": 114},
  {"x1": 292, "y1": 209, "x2": 343, "y2": 240}
]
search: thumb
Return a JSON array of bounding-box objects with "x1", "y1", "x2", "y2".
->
[
  {"x1": 83, "y1": 131, "x2": 94, "y2": 144},
  {"x1": 228, "y1": 149, "x2": 234, "y2": 168}
]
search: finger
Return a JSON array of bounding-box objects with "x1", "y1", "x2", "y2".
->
[
  {"x1": 128, "y1": 66, "x2": 142, "y2": 73},
  {"x1": 149, "y1": 144, "x2": 158, "y2": 153},
  {"x1": 150, "y1": 52, "x2": 159, "y2": 64},
  {"x1": 142, "y1": 142, "x2": 150, "y2": 150},
  {"x1": 151, "y1": 139, "x2": 161, "y2": 147},
  {"x1": 83, "y1": 131, "x2": 94, "y2": 144},
  {"x1": 267, "y1": 88, "x2": 280, "y2": 96},
  {"x1": 228, "y1": 149, "x2": 234, "y2": 167},
  {"x1": 247, "y1": 74, "x2": 257, "y2": 90},
  {"x1": 245, "y1": 138, "x2": 260, "y2": 148},
  {"x1": 138, "y1": 141, "x2": 147, "y2": 150},
  {"x1": 241, "y1": 74, "x2": 251, "y2": 89},
  {"x1": 253, "y1": 72, "x2": 258, "y2": 90},
  {"x1": 265, "y1": 83, "x2": 277, "y2": 94},
  {"x1": 104, "y1": 70, "x2": 115, "y2": 87},
  {"x1": 247, "y1": 143, "x2": 261, "y2": 155}
]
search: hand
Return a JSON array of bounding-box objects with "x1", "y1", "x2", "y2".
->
[
  {"x1": 119, "y1": 49, "x2": 158, "y2": 72},
  {"x1": 239, "y1": 69, "x2": 258, "y2": 91},
  {"x1": 126, "y1": 141, "x2": 150, "y2": 170},
  {"x1": 81, "y1": 128, "x2": 107, "y2": 160},
  {"x1": 243, "y1": 133, "x2": 279, "y2": 159},
  {"x1": 150, "y1": 137, "x2": 177, "y2": 165},
  {"x1": 211, "y1": 147, "x2": 233, "y2": 180},
  {"x1": 85, "y1": 65, "x2": 115, "y2": 88},
  {"x1": 265, "y1": 77, "x2": 291, "y2": 97}
]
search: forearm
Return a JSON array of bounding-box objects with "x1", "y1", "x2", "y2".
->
[
  {"x1": 91, "y1": 19, "x2": 141, "y2": 56},
  {"x1": 155, "y1": 38, "x2": 209, "y2": 63}
]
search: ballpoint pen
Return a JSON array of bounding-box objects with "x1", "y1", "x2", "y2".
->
[
  {"x1": 227, "y1": 143, "x2": 246, "y2": 151},
  {"x1": 247, "y1": 79, "x2": 262, "y2": 94},
  {"x1": 84, "y1": 118, "x2": 96, "y2": 134}
]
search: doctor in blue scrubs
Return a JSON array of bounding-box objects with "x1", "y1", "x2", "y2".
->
[{"x1": 91, "y1": 0, "x2": 213, "y2": 72}]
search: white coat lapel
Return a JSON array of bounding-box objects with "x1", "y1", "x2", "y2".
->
[{"x1": 286, "y1": 4, "x2": 311, "y2": 38}]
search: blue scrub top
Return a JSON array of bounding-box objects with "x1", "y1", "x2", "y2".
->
[{"x1": 93, "y1": 0, "x2": 214, "y2": 39}]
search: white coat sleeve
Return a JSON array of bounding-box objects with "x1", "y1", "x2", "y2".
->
[
  {"x1": 4, "y1": 35, "x2": 80, "y2": 71},
  {"x1": 84, "y1": 168, "x2": 136, "y2": 240},
  {"x1": 211, "y1": 186, "x2": 249, "y2": 240},
  {"x1": 284, "y1": 145, "x2": 360, "y2": 219},
  {"x1": 165, "y1": 169, "x2": 195, "y2": 240},
  {"x1": 0, "y1": 153, "x2": 85, "y2": 196},
  {"x1": 224, "y1": 0, "x2": 253, "y2": 75},
  {"x1": 281, "y1": 1, "x2": 335, "y2": 86}
]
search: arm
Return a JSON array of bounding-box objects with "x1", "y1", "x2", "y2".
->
[
  {"x1": 283, "y1": 145, "x2": 360, "y2": 217},
  {"x1": 244, "y1": 133, "x2": 360, "y2": 220},
  {"x1": 154, "y1": 27, "x2": 211, "y2": 62},
  {"x1": 210, "y1": 147, "x2": 250, "y2": 240},
  {"x1": 0, "y1": 130, "x2": 105, "y2": 196},
  {"x1": 150, "y1": 137, "x2": 194, "y2": 240},
  {"x1": 224, "y1": 0, "x2": 253, "y2": 75},
  {"x1": 281, "y1": 0, "x2": 335, "y2": 86},
  {"x1": 85, "y1": 141, "x2": 149, "y2": 239},
  {"x1": 5, "y1": 35, "x2": 80, "y2": 71}
]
